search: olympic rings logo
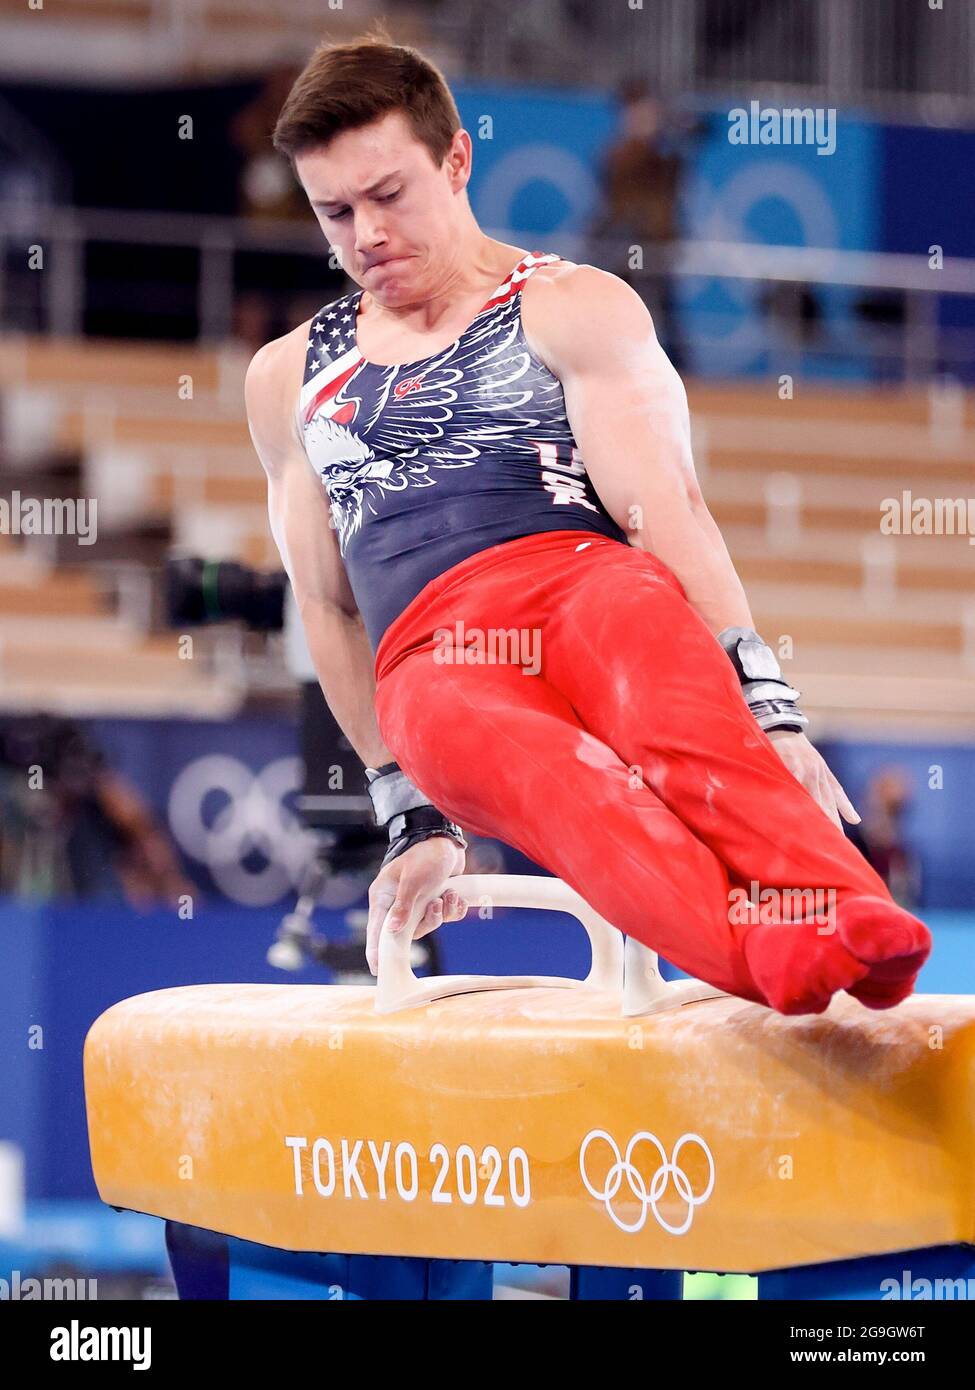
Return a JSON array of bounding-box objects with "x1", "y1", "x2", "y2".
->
[
  {"x1": 167, "y1": 754, "x2": 317, "y2": 906},
  {"x1": 579, "y1": 1130, "x2": 715, "y2": 1236}
]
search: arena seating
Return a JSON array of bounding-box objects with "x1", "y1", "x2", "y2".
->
[
  {"x1": 0, "y1": 0, "x2": 432, "y2": 75},
  {"x1": 1, "y1": 334, "x2": 973, "y2": 727}
]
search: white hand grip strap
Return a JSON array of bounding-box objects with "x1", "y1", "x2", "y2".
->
[{"x1": 374, "y1": 873, "x2": 726, "y2": 1016}]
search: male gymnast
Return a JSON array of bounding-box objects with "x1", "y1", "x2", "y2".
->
[{"x1": 245, "y1": 35, "x2": 930, "y2": 1015}]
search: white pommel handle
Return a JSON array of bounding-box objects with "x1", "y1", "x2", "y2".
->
[
  {"x1": 374, "y1": 873, "x2": 623, "y2": 1015},
  {"x1": 373, "y1": 872, "x2": 727, "y2": 1016}
]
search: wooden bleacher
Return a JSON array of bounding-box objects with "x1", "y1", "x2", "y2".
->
[
  {"x1": 0, "y1": 0, "x2": 436, "y2": 79},
  {"x1": 1, "y1": 334, "x2": 973, "y2": 729}
]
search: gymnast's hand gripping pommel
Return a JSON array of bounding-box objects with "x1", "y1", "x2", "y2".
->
[{"x1": 364, "y1": 759, "x2": 469, "y2": 976}]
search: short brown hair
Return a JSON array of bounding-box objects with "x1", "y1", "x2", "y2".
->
[{"x1": 272, "y1": 27, "x2": 462, "y2": 168}]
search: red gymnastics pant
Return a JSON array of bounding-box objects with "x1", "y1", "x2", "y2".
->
[{"x1": 373, "y1": 531, "x2": 931, "y2": 1014}]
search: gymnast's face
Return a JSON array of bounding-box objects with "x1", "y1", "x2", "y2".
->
[{"x1": 296, "y1": 110, "x2": 473, "y2": 304}]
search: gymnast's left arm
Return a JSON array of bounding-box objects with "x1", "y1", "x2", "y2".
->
[{"x1": 522, "y1": 263, "x2": 859, "y2": 829}]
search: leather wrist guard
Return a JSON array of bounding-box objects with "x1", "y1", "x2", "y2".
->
[
  {"x1": 364, "y1": 762, "x2": 468, "y2": 868},
  {"x1": 716, "y1": 627, "x2": 809, "y2": 734}
]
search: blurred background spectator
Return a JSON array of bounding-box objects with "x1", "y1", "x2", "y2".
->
[
  {"x1": 590, "y1": 79, "x2": 687, "y2": 365},
  {"x1": 229, "y1": 65, "x2": 307, "y2": 222},
  {"x1": 0, "y1": 713, "x2": 193, "y2": 907},
  {"x1": 847, "y1": 767, "x2": 923, "y2": 910}
]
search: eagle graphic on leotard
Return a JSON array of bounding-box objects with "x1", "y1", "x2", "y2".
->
[{"x1": 303, "y1": 295, "x2": 573, "y2": 554}]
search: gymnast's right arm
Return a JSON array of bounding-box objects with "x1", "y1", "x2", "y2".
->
[
  {"x1": 244, "y1": 336, "x2": 392, "y2": 770},
  {"x1": 244, "y1": 334, "x2": 469, "y2": 971}
]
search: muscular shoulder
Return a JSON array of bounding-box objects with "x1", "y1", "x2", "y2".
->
[
  {"x1": 521, "y1": 261, "x2": 654, "y2": 379},
  {"x1": 244, "y1": 318, "x2": 313, "y2": 471}
]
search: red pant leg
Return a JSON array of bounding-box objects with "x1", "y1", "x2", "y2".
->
[
  {"x1": 542, "y1": 542, "x2": 887, "y2": 907},
  {"x1": 374, "y1": 645, "x2": 764, "y2": 1001},
  {"x1": 541, "y1": 541, "x2": 931, "y2": 1010}
]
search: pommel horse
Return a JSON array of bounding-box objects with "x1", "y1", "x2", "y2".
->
[{"x1": 84, "y1": 875, "x2": 975, "y2": 1300}]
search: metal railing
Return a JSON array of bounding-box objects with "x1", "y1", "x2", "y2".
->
[
  {"x1": 451, "y1": 0, "x2": 975, "y2": 113},
  {"x1": 2, "y1": 203, "x2": 974, "y2": 381},
  {"x1": 0, "y1": 0, "x2": 972, "y2": 113}
]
